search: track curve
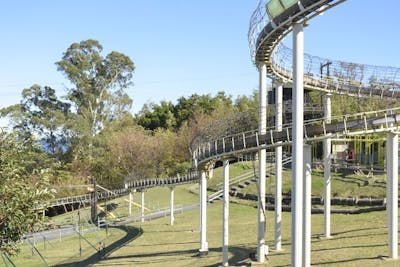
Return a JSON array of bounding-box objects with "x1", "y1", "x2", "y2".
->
[{"x1": 192, "y1": 0, "x2": 400, "y2": 169}]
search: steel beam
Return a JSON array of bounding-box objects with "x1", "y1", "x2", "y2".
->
[
  {"x1": 303, "y1": 144, "x2": 312, "y2": 267},
  {"x1": 170, "y1": 187, "x2": 175, "y2": 226},
  {"x1": 141, "y1": 190, "x2": 145, "y2": 223},
  {"x1": 387, "y1": 132, "x2": 398, "y2": 259},
  {"x1": 275, "y1": 81, "x2": 283, "y2": 251},
  {"x1": 222, "y1": 160, "x2": 230, "y2": 266},
  {"x1": 200, "y1": 171, "x2": 208, "y2": 254},
  {"x1": 129, "y1": 191, "x2": 132, "y2": 216},
  {"x1": 257, "y1": 62, "x2": 268, "y2": 263},
  {"x1": 291, "y1": 22, "x2": 304, "y2": 267},
  {"x1": 323, "y1": 93, "x2": 332, "y2": 238}
]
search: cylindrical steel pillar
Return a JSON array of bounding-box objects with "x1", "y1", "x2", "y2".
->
[
  {"x1": 222, "y1": 160, "x2": 230, "y2": 266},
  {"x1": 387, "y1": 132, "x2": 398, "y2": 259},
  {"x1": 275, "y1": 81, "x2": 283, "y2": 251},
  {"x1": 200, "y1": 171, "x2": 208, "y2": 254},
  {"x1": 170, "y1": 187, "x2": 175, "y2": 226},
  {"x1": 291, "y1": 22, "x2": 304, "y2": 267},
  {"x1": 323, "y1": 93, "x2": 332, "y2": 238},
  {"x1": 129, "y1": 191, "x2": 132, "y2": 216},
  {"x1": 303, "y1": 144, "x2": 312, "y2": 267},
  {"x1": 257, "y1": 62, "x2": 267, "y2": 263},
  {"x1": 141, "y1": 190, "x2": 145, "y2": 223}
]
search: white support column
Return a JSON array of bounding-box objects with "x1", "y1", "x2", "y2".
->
[
  {"x1": 200, "y1": 171, "x2": 208, "y2": 254},
  {"x1": 303, "y1": 144, "x2": 312, "y2": 267},
  {"x1": 257, "y1": 62, "x2": 267, "y2": 263},
  {"x1": 141, "y1": 190, "x2": 145, "y2": 223},
  {"x1": 291, "y1": 22, "x2": 304, "y2": 267},
  {"x1": 386, "y1": 132, "x2": 398, "y2": 259},
  {"x1": 129, "y1": 191, "x2": 133, "y2": 216},
  {"x1": 323, "y1": 93, "x2": 332, "y2": 238},
  {"x1": 275, "y1": 81, "x2": 283, "y2": 251},
  {"x1": 170, "y1": 187, "x2": 175, "y2": 226},
  {"x1": 222, "y1": 160, "x2": 230, "y2": 267}
]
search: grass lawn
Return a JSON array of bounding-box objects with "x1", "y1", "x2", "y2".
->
[
  {"x1": 9, "y1": 200, "x2": 400, "y2": 266},
  {"x1": 6, "y1": 166, "x2": 398, "y2": 267},
  {"x1": 209, "y1": 161, "x2": 387, "y2": 198}
]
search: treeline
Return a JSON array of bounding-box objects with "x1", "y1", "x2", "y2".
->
[
  {"x1": 0, "y1": 39, "x2": 258, "y2": 192},
  {"x1": 2, "y1": 39, "x2": 393, "y2": 193}
]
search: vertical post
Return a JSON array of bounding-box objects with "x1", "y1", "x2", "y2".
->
[
  {"x1": 292, "y1": 22, "x2": 304, "y2": 267},
  {"x1": 78, "y1": 209, "x2": 82, "y2": 257},
  {"x1": 141, "y1": 190, "x2": 145, "y2": 223},
  {"x1": 90, "y1": 177, "x2": 98, "y2": 223},
  {"x1": 387, "y1": 132, "x2": 398, "y2": 259},
  {"x1": 199, "y1": 171, "x2": 208, "y2": 255},
  {"x1": 222, "y1": 160, "x2": 230, "y2": 266},
  {"x1": 303, "y1": 144, "x2": 312, "y2": 267},
  {"x1": 129, "y1": 191, "x2": 132, "y2": 216},
  {"x1": 170, "y1": 187, "x2": 175, "y2": 226},
  {"x1": 323, "y1": 93, "x2": 332, "y2": 238},
  {"x1": 257, "y1": 61, "x2": 267, "y2": 262},
  {"x1": 275, "y1": 81, "x2": 283, "y2": 251}
]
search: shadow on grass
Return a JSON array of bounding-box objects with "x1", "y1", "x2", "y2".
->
[
  {"x1": 54, "y1": 225, "x2": 143, "y2": 267},
  {"x1": 313, "y1": 255, "x2": 384, "y2": 266},
  {"x1": 332, "y1": 226, "x2": 385, "y2": 236},
  {"x1": 103, "y1": 245, "x2": 253, "y2": 266},
  {"x1": 205, "y1": 246, "x2": 254, "y2": 267}
]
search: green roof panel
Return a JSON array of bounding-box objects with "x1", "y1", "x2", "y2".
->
[
  {"x1": 266, "y1": 0, "x2": 285, "y2": 18},
  {"x1": 280, "y1": 0, "x2": 298, "y2": 9}
]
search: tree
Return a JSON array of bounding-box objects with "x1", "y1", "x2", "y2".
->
[
  {"x1": 56, "y1": 39, "x2": 135, "y2": 138},
  {"x1": 1, "y1": 85, "x2": 71, "y2": 159},
  {"x1": 136, "y1": 101, "x2": 177, "y2": 131},
  {"x1": 0, "y1": 133, "x2": 54, "y2": 256},
  {"x1": 56, "y1": 39, "x2": 135, "y2": 167},
  {"x1": 174, "y1": 91, "x2": 233, "y2": 128}
]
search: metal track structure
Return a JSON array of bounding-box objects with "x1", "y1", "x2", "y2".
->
[
  {"x1": 47, "y1": 172, "x2": 199, "y2": 209},
  {"x1": 191, "y1": 0, "x2": 400, "y2": 266}
]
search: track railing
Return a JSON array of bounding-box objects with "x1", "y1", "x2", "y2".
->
[{"x1": 191, "y1": 0, "x2": 400, "y2": 168}]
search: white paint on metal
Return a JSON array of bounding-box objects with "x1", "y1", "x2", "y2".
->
[
  {"x1": 170, "y1": 187, "x2": 175, "y2": 226},
  {"x1": 257, "y1": 62, "x2": 267, "y2": 263},
  {"x1": 129, "y1": 192, "x2": 132, "y2": 216},
  {"x1": 303, "y1": 144, "x2": 312, "y2": 267},
  {"x1": 324, "y1": 93, "x2": 332, "y2": 238},
  {"x1": 200, "y1": 171, "x2": 208, "y2": 252},
  {"x1": 141, "y1": 190, "x2": 145, "y2": 223},
  {"x1": 275, "y1": 81, "x2": 283, "y2": 251},
  {"x1": 291, "y1": 22, "x2": 304, "y2": 267},
  {"x1": 387, "y1": 132, "x2": 398, "y2": 259},
  {"x1": 222, "y1": 160, "x2": 230, "y2": 266}
]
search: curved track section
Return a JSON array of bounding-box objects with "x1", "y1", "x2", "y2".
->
[
  {"x1": 192, "y1": 0, "x2": 400, "y2": 168},
  {"x1": 48, "y1": 172, "x2": 199, "y2": 209}
]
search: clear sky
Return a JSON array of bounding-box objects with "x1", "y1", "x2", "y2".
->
[{"x1": 0, "y1": 0, "x2": 399, "y2": 114}]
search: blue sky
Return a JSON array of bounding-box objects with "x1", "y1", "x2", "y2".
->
[{"x1": 0, "y1": 0, "x2": 399, "y2": 114}]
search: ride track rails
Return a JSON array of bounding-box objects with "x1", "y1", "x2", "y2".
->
[
  {"x1": 192, "y1": 0, "x2": 400, "y2": 169},
  {"x1": 47, "y1": 173, "x2": 199, "y2": 209},
  {"x1": 45, "y1": 0, "x2": 400, "y2": 215}
]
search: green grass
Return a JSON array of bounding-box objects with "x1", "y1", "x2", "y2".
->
[
  {"x1": 206, "y1": 162, "x2": 387, "y2": 198},
  {"x1": 207, "y1": 161, "x2": 255, "y2": 189},
  {"x1": 47, "y1": 184, "x2": 199, "y2": 228},
  {"x1": 9, "y1": 227, "x2": 127, "y2": 267},
  {"x1": 11, "y1": 203, "x2": 400, "y2": 266},
  {"x1": 6, "y1": 169, "x2": 398, "y2": 267}
]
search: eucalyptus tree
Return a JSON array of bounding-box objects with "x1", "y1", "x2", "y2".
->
[
  {"x1": 56, "y1": 39, "x2": 135, "y2": 160},
  {"x1": 56, "y1": 39, "x2": 134, "y2": 136},
  {"x1": 1, "y1": 85, "x2": 70, "y2": 159}
]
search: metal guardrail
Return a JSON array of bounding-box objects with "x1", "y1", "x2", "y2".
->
[
  {"x1": 191, "y1": 0, "x2": 400, "y2": 167},
  {"x1": 194, "y1": 108, "x2": 400, "y2": 166},
  {"x1": 48, "y1": 173, "x2": 200, "y2": 209}
]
